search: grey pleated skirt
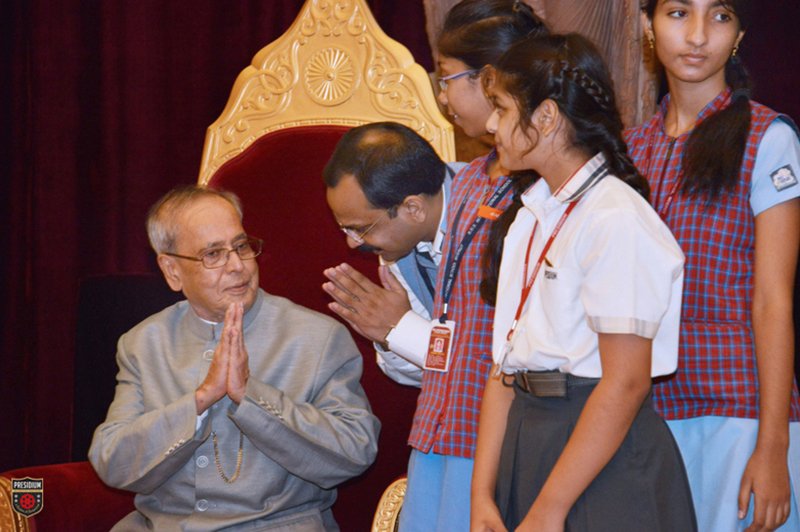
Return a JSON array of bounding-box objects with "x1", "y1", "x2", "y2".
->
[{"x1": 495, "y1": 382, "x2": 697, "y2": 531}]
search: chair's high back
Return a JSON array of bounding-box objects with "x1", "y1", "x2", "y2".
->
[
  {"x1": 199, "y1": 0, "x2": 454, "y2": 185},
  {"x1": 199, "y1": 0, "x2": 454, "y2": 313},
  {"x1": 198, "y1": 1, "x2": 454, "y2": 529}
]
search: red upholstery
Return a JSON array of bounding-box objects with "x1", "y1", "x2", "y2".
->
[
  {"x1": 1, "y1": 462, "x2": 134, "y2": 532},
  {"x1": 209, "y1": 126, "x2": 359, "y2": 312},
  {"x1": 209, "y1": 125, "x2": 419, "y2": 531}
]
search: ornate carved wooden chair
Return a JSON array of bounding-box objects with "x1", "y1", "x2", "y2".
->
[
  {"x1": 0, "y1": 1, "x2": 449, "y2": 530},
  {"x1": 199, "y1": 1, "x2": 453, "y2": 529}
]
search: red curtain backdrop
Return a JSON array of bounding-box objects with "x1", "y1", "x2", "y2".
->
[
  {"x1": 0, "y1": 0, "x2": 431, "y2": 472},
  {"x1": 2, "y1": 0, "x2": 798, "y2": 472}
]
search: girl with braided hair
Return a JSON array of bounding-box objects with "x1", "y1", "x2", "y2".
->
[
  {"x1": 471, "y1": 33, "x2": 696, "y2": 531},
  {"x1": 626, "y1": 1, "x2": 800, "y2": 530}
]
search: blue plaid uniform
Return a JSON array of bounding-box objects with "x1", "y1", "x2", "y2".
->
[
  {"x1": 408, "y1": 152, "x2": 512, "y2": 458},
  {"x1": 626, "y1": 89, "x2": 800, "y2": 421}
]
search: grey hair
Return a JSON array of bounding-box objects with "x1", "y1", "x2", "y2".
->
[{"x1": 146, "y1": 185, "x2": 244, "y2": 254}]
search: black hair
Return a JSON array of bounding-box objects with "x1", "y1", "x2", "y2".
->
[
  {"x1": 437, "y1": 0, "x2": 548, "y2": 70},
  {"x1": 480, "y1": 33, "x2": 648, "y2": 305},
  {"x1": 479, "y1": 170, "x2": 537, "y2": 305},
  {"x1": 643, "y1": 0, "x2": 751, "y2": 199},
  {"x1": 322, "y1": 122, "x2": 446, "y2": 213},
  {"x1": 437, "y1": 0, "x2": 548, "y2": 305}
]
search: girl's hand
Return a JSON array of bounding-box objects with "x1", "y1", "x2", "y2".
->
[
  {"x1": 515, "y1": 499, "x2": 565, "y2": 532},
  {"x1": 739, "y1": 445, "x2": 791, "y2": 532},
  {"x1": 470, "y1": 494, "x2": 507, "y2": 532},
  {"x1": 744, "y1": 198, "x2": 799, "y2": 532}
]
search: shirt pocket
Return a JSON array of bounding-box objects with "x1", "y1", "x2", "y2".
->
[{"x1": 536, "y1": 264, "x2": 585, "y2": 343}]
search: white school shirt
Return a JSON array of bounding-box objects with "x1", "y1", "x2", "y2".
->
[{"x1": 493, "y1": 153, "x2": 685, "y2": 378}]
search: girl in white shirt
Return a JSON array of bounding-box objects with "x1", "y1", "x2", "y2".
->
[{"x1": 470, "y1": 33, "x2": 696, "y2": 531}]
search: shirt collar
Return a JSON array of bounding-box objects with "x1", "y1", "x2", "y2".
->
[
  {"x1": 484, "y1": 148, "x2": 498, "y2": 173},
  {"x1": 185, "y1": 288, "x2": 264, "y2": 341},
  {"x1": 556, "y1": 152, "x2": 609, "y2": 203},
  {"x1": 524, "y1": 152, "x2": 609, "y2": 208},
  {"x1": 417, "y1": 182, "x2": 448, "y2": 257},
  {"x1": 656, "y1": 87, "x2": 733, "y2": 137}
]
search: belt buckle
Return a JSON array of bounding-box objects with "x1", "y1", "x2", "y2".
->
[
  {"x1": 513, "y1": 372, "x2": 530, "y2": 393},
  {"x1": 517, "y1": 371, "x2": 568, "y2": 398}
]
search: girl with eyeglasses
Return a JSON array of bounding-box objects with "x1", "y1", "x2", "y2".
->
[{"x1": 397, "y1": 2, "x2": 548, "y2": 531}]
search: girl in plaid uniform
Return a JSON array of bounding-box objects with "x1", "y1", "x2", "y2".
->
[
  {"x1": 398, "y1": 2, "x2": 548, "y2": 531},
  {"x1": 472, "y1": 33, "x2": 695, "y2": 531},
  {"x1": 626, "y1": 1, "x2": 800, "y2": 530}
]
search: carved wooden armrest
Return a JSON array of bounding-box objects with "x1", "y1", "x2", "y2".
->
[{"x1": 371, "y1": 477, "x2": 406, "y2": 532}]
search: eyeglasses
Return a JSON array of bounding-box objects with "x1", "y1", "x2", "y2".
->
[
  {"x1": 339, "y1": 211, "x2": 388, "y2": 245},
  {"x1": 163, "y1": 236, "x2": 263, "y2": 269},
  {"x1": 437, "y1": 69, "x2": 479, "y2": 91}
]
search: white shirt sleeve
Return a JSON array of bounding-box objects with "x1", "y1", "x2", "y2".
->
[
  {"x1": 372, "y1": 262, "x2": 428, "y2": 386},
  {"x1": 578, "y1": 205, "x2": 684, "y2": 377},
  {"x1": 579, "y1": 208, "x2": 683, "y2": 339},
  {"x1": 385, "y1": 310, "x2": 432, "y2": 367},
  {"x1": 374, "y1": 341, "x2": 423, "y2": 387},
  {"x1": 195, "y1": 409, "x2": 208, "y2": 431}
]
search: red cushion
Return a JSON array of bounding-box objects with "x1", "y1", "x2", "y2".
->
[
  {"x1": 2, "y1": 461, "x2": 134, "y2": 532},
  {"x1": 209, "y1": 125, "x2": 419, "y2": 530},
  {"x1": 209, "y1": 125, "x2": 368, "y2": 314}
]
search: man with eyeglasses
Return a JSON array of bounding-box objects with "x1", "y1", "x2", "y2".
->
[
  {"x1": 89, "y1": 185, "x2": 379, "y2": 531},
  {"x1": 322, "y1": 122, "x2": 465, "y2": 387}
]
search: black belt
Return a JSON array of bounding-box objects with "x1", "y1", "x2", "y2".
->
[{"x1": 510, "y1": 371, "x2": 599, "y2": 398}]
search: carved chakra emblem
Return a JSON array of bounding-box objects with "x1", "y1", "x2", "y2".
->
[{"x1": 304, "y1": 47, "x2": 356, "y2": 105}]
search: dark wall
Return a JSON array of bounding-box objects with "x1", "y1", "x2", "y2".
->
[
  {"x1": 743, "y1": 1, "x2": 800, "y2": 122},
  {"x1": 0, "y1": 0, "x2": 430, "y2": 472}
]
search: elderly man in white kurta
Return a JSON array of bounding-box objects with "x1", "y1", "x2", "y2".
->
[{"x1": 89, "y1": 185, "x2": 380, "y2": 532}]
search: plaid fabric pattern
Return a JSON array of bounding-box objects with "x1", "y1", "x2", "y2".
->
[
  {"x1": 626, "y1": 90, "x2": 800, "y2": 421},
  {"x1": 408, "y1": 152, "x2": 513, "y2": 458}
]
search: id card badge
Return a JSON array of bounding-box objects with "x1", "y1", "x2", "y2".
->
[{"x1": 424, "y1": 320, "x2": 455, "y2": 372}]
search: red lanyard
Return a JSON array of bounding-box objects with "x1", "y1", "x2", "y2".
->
[
  {"x1": 501, "y1": 156, "x2": 611, "y2": 345},
  {"x1": 505, "y1": 199, "x2": 579, "y2": 342}
]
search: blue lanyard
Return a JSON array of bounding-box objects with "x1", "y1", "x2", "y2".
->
[
  {"x1": 438, "y1": 178, "x2": 513, "y2": 323},
  {"x1": 415, "y1": 164, "x2": 455, "y2": 306},
  {"x1": 414, "y1": 249, "x2": 436, "y2": 301}
]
